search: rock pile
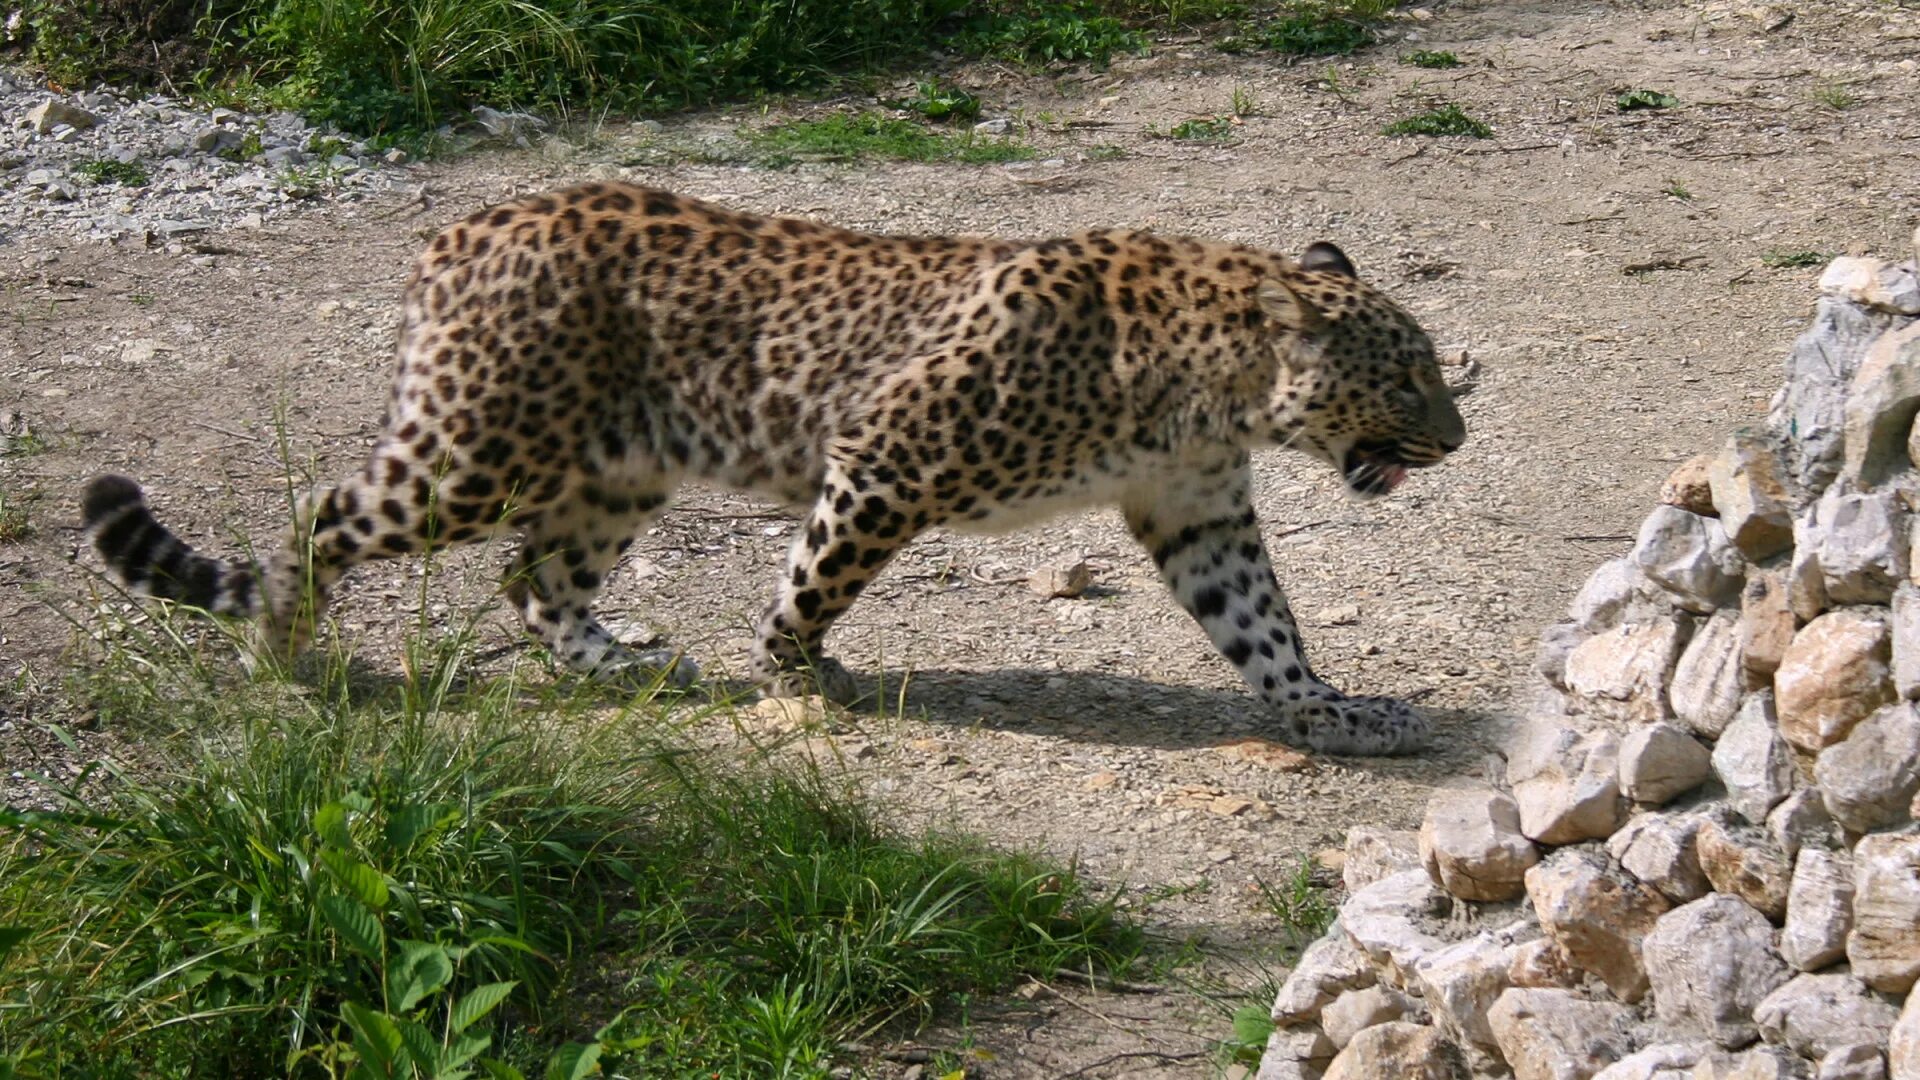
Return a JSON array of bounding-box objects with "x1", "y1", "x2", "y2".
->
[
  {"x1": 0, "y1": 66, "x2": 410, "y2": 244},
  {"x1": 1261, "y1": 235, "x2": 1920, "y2": 1080}
]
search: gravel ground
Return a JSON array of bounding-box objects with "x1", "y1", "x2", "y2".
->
[{"x1": 4, "y1": 0, "x2": 1920, "y2": 1074}]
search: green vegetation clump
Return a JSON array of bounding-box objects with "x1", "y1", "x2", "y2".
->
[
  {"x1": 1401, "y1": 48, "x2": 1461, "y2": 68},
  {"x1": 1382, "y1": 102, "x2": 1492, "y2": 137},
  {"x1": 1220, "y1": 0, "x2": 1395, "y2": 56},
  {"x1": 952, "y1": 2, "x2": 1150, "y2": 65},
  {"x1": 1167, "y1": 115, "x2": 1238, "y2": 140},
  {"x1": 1762, "y1": 249, "x2": 1829, "y2": 269},
  {"x1": 73, "y1": 159, "x2": 151, "y2": 186},
  {"x1": 747, "y1": 112, "x2": 1035, "y2": 166},
  {"x1": 1615, "y1": 88, "x2": 1680, "y2": 111},
  {"x1": 0, "y1": 622, "x2": 1138, "y2": 1078}
]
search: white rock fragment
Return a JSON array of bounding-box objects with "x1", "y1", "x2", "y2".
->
[
  {"x1": 1527, "y1": 849, "x2": 1670, "y2": 1003},
  {"x1": 1814, "y1": 701, "x2": 1920, "y2": 833},
  {"x1": 1487, "y1": 988, "x2": 1635, "y2": 1080},
  {"x1": 1672, "y1": 610, "x2": 1747, "y2": 738},
  {"x1": 1848, "y1": 833, "x2": 1920, "y2": 993},
  {"x1": 1642, "y1": 893, "x2": 1792, "y2": 1049},
  {"x1": 1753, "y1": 972, "x2": 1900, "y2": 1060},
  {"x1": 1781, "y1": 847, "x2": 1856, "y2": 973},
  {"x1": 1412, "y1": 932, "x2": 1510, "y2": 1055},
  {"x1": 1621, "y1": 722, "x2": 1713, "y2": 805},
  {"x1": 1512, "y1": 727, "x2": 1627, "y2": 844},
  {"x1": 1419, "y1": 789, "x2": 1538, "y2": 901},
  {"x1": 1568, "y1": 617, "x2": 1694, "y2": 724},
  {"x1": 1636, "y1": 506, "x2": 1745, "y2": 612},
  {"x1": 1609, "y1": 809, "x2": 1712, "y2": 904},
  {"x1": 1713, "y1": 693, "x2": 1798, "y2": 824}
]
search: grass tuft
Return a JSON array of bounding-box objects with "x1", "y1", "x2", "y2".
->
[
  {"x1": 1762, "y1": 249, "x2": 1829, "y2": 269},
  {"x1": 1381, "y1": 102, "x2": 1491, "y2": 138},
  {"x1": 73, "y1": 159, "x2": 150, "y2": 186},
  {"x1": 746, "y1": 112, "x2": 1035, "y2": 166},
  {"x1": 1, "y1": 609, "x2": 1136, "y2": 1078},
  {"x1": 1167, "y1": 115, "x2": 1238, "y2": 141},
  {"x1": 1401, "y1": 48, "x2": 1460, "y2": 68},
  {"x1": 1615, "y1": 88, "x2": 1679, "y2": 111},
  {"x1": 952, "y1": 3, "x2": 1150, "y2": 67}
]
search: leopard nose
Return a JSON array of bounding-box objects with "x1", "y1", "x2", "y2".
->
[{"x1": 1438, "y1": 430, "x2": 1465, "y2": 453}]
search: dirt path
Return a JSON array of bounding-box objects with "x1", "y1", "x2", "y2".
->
[{"x1": 5, "y1": 0, "x2": 1919, "y2": 1073}]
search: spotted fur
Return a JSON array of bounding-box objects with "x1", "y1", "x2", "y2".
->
[{"x1": 83, "y1": 183, "x2": 1465, "y2": 754}]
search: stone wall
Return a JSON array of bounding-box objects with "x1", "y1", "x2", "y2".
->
[{"x1": 1259, "y1": 233, "x2": 1920, "y2": 1080}]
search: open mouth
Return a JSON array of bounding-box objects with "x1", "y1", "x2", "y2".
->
[{"x1": 1343, "y1": 441, "x2": 1412, "y2": 497}]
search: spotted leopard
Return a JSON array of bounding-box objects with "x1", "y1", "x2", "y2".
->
[{"x1": 82, "y1": 182, "x2": 1466, "y2": 755}]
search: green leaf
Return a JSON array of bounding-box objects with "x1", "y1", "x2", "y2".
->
[
  {"x1": 323, "y1": 850, "x2": 391, "y2": 911},
  {"x1": 0, "y1": 926, "x2": 30, "y2": 969},
  {"x1": 479, "y1": 1060, "x2": 528, "y2": 1080},
  {"x1": 315, "y1": 801, "x2": 354, "y2": 850},
  {"x1": 341, "y1": 1001, "x2": 406, "y2": 1074},
  {"x1": 444, "y1": 1030, "x2": 493, "y2": 1071},
  {"x1": 397, "y1": 1017, "x2": 442, "y2": 1074},
  {"x1": 384, "y1": 802, "x2": 452, "y2": 852},
  {"x1": 450, "y1": 982, "x2": 517, "y2": 1033},
  {"x1": 544, "y1": 1043, "x2": 601, "y2": 1080},
  {"x1": 387, "y1": 941, "x2": 454, "y2": 1013},
  {"x1": 321, "y1": 894, "x2": 385, "y2": 960}
]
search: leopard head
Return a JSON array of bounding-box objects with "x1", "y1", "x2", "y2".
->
[{"x1": 1255, "y1": 243, "x2": 1466, "y2": 498}]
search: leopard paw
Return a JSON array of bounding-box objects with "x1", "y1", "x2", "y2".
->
[
  {"x1": 757, "y1": 656, "x2": 859, "y2": 705},
  {"x1": 1278, "y1": 692, "x2": 1430, "y2": 756},
  {"x1": 594, "y1": 648, "x2": 701, "y2": 692}
]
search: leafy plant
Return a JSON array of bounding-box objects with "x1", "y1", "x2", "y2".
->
[
  {"x1": 73, "y1": 158, "x2": 150, "y2": 185},
  {"x1": 1381, "y1": 102, "x2": 1491, "y2": 137},
  {"x1": 1616, "y1": 88, "x2": 1680, "y2": 111},
  {"x1": 1401, "y1": 48, "x2": 1460, "y2": 68},
  {"x1": 1168, "y1": 115, "x2": 1237, "y2": 140},
  {"x1": 1811, "y1": 81, "x2": 1857, "y2": 110},
  {"x1": 1662, "y1": 178, "x2": 1693, "y2": 200},
  {"x1": 952, "y1": 2, "x2": 1149, "y2": 66},
  {"x1": 901, "y1": 80, "x2": 981, "y2": 122}
]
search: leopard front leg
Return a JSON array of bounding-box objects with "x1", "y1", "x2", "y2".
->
[
  {"x1": 750, "y1": 465, "x2": 916, "y2": 705},
  {"x1": 1122, "y1": 457, "x2": 1430, "y2": 755}
]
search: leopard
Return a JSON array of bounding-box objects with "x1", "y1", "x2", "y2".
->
[{"x1": 82, "y1": 182, "x2": 1466, "y2": 755}]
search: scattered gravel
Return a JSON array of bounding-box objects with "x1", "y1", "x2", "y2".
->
[{"x1": 1, "y1": 66, "x2": 409, "y2": 246}]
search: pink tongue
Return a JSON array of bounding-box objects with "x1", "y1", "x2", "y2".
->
[{"x1": 1382, "y1": 465, "x2": 1409, "y2": 492}]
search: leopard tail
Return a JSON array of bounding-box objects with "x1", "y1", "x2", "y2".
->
[{"x1": 82, "y1": 475, "x2": 262, "y2": 616}]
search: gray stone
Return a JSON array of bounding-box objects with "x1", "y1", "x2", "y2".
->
[
  {"x1": 1816, "y1": 1044, "x2": 1887, "y2": 1080},
  {"x1": 1643, "y1": 894, "x2": 1793, "y2": 1049},
  {"x1": 1541, "y1": 621, "x2": 1586, "y2": 690},
  {"x1": 1320, "y1": 985, "x2": 1416, "y2": 1050},
  {"x1": 25, "y1": 99, "x2": 98, "y2": 134},
  {"x1": 1776, "y1": 611, "x2": 1894, "y2": 752},
  {"x1": 1673, "y1": 610, "x2": 1747, "y2": 738},
  {"x1": 191, "y1": 127, "x2": 242, "y2": 154},
  {"x1": 1622, "y1": 723, "x2": 1714, "y2": 805},
  {"x1": 1508, "y1": 935, "x2": 1583, "y2": 990},
  {"x1": 1271, "y1": 927, "x2": 1375, "y2": 1025},
  {"x1": 1753, "y1": 972, "x2": 1900, "y2": 1060},
  {"x1": 1637, "y1": 506, "x2": 1746, "y2": 612},
  {"x1": 1527, "y1": 849, "x2": 1670, "y2": 1002},
  {"x1": 1814, "y1": 702, "x2": 1920, "y2": 832},
  {"x1": 1782, "y1": 847, "x2": 1856, "y2": 972},
  {"x1": 1804, "y1": 486, "x2": 1909, "y2": 606},
  {"x1": 1321, "y1": 1021, "x2": 1462, "y2": 1080},
  {"x1": 1714, "y1": 693, "x2": 1798, "y2": 824},
  {"x1": 1697, "y1": 814, "x2": 1795, "y2": 922},
  {"x1": 1821, "y1": 256, "x2": 1920, "y2": 317},
  {"x1": 1609, "y1": 809, "x2": 1712, "y2": 903},
  {"x1": 1342, "y1": 827, "x2": 1422, "y2": 894},
  {"x1": 1568, "y1": 617, "x2": 1694, "y2": 725},
  {"x1": 1790, "y1": 542, "x2": 1832, "y2": 623},
  {"x1": 1419, "y1": 789, "x2": 1539, "y2": 902},
  {"x1": 1768, "y1": 789, "x2": 1841, "y2": 863},
  {"x1": 1842, "y1": 320, "x2": 1920, "y2": 488},
  {"x1": 1893, "y1": 585, "x2": 1920, "y2": 700},
  {"x1": 1512, "y1": 727, "x2": 1627, "y2": 844},
  {"x1": 1890, "y1": 990, "x2": 1920, "y2": 1080},
  {"x1": 1848, "y1": 833, "x2": 1920, "y2": 993},
  {"x1": 1341, "y1": 870, "x2": 1447, "y2": 987},
  {"x1": 1487, "y1": 988, "x2": 1635, "y2": 1080},
  {"x1": 1259, "y1": 1025, "x2": 1336, "y2": 1077},
  {"x1": 1711, "y1": 433, "x2": 1797, "y2": 561},
  {"x1": 1694, "y1": 1046, "x2": 1814, "y2": 1079},
  {"x1": 1573, "y1": 557, "x2": 1672, "y2": 632},
  {"x1": 1413, "y1": 932, "x2": 1510, "y2": 1054},
  {"x1": 1770, "y1": 294, "x2": 1902, "y2": 494}
]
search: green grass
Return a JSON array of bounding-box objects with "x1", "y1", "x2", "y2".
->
[
  {"x1": 1401, "y1": 48, "x2": 1459, "y2": 68},
  {"x1": 0, "y1": 613, "x2": 1138, "y2": 1078},
  {"x1": 746, "y1": 112, "x2": 1035, "y2": 166},
  {"x1": 952, "y1": 3, "x2": 1150, "y2": 66},
  {"x1": 1662, "y1": 178, "x2": 1693, "y2": 200},
  {"x1": 1381, "y1": 102, "x2": 1490, "y2": 137},
  {"x1": 1220, "y1": 0, "x2": 1395, "y2": 56},
  {"x1": 1763, "y1": 249, "x2": 1829, "y2": 269},
  {"x1": 898, "y1": 80, "x2": 981, "y2": 123},
  {"x1": 1167, "y1": 115, "x2": 1238, "y2": 140},
  {"x1": 0, "y1": 488, "x2": 28, "y2": 542},
  {"x1": 72, "y1": 158, "x2": 150, "y2": 186},
  {"x1": 1615, "y1": 88, "x2": 1679, "y2": 111},
  {"x1": 1811, "y1": 81, "x2": 1857, "y2": 110}
]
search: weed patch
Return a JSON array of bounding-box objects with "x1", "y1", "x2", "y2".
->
[
  {"x1": 1616, "y1": 88, "x2": 1680, "y2": 111},
  {"x1": 73, "y1": 159, "x2": 150, "y2": 186},
  {"x1": 1763, "y1": 249, "x2": 1829, "y2": 269},
  {"x1": 1382, "y1": 102, "x2": 1491, "y2": 138},
  {"x1": 1222, "y1": 0, "x2": 1395, "y2": 56},
  {"x1": 747, "y1": 112, "x2": 1034, "y2": 165},
  {"x1": 953, "y1": 3, "x2": 1149, "y2": 66},
  {"x1": 1401, "y1": 48, "x2": 1460, "y2": 68},
  {"x1": 1167, "y1": 115, "x2": 1238, "y2": 140}
]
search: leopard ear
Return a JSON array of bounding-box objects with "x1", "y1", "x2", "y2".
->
[
  {"x1": 1299, "y1": 241, "x2": 1357, "y2": 278},
  {"x1": 1257, "y1": 277, "x2": 1327, "y2": 334}
]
